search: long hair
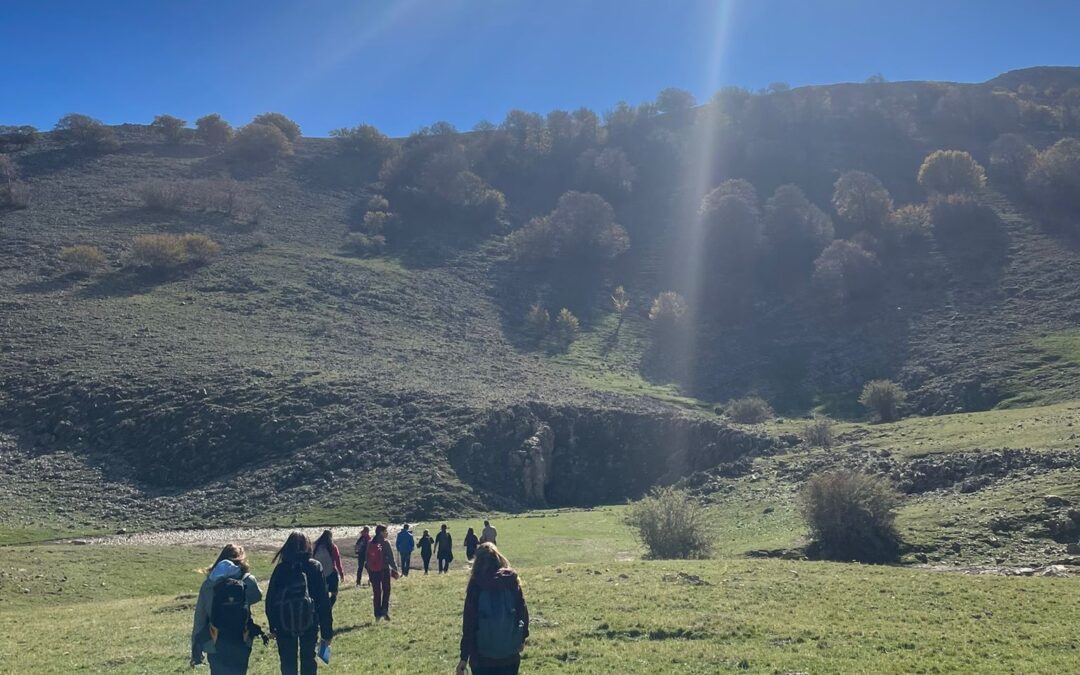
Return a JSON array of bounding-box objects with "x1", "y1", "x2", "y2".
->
[
  {"x1": 470, "y1": 542, "x2": 510, "y2": 584},
  {"x1": 273, "y1": 531, "x2": 312, "y2": 564},
  {"x1": 373, "y1": 524, "x2": 387, "y2": 542},
  {"x1": 314, "y1": 529, "x2": 333, "y2": 552},
  {"x1": 207, "y1": 543, "x2": 250, "y2": 576}
]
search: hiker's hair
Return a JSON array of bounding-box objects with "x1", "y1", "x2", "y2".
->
[
  {"x1": 314, "y1": 529, "x2": 334, "y2": 552},
  {"x1": 208, "y1": 543, "x2": 250, "y2": 576},
  {"x1": 422, "y1": 529, "x2": 430, "y2": 536},
  {"x1": 484, "y1": 520, "x2": 490, "y2": 526},
  {"x1": 441, "y1": 523, "x2": 448, "y2": 530},
  {"x1": 470, "y1": 542, "x2": 511, "y2": 584},
  {"x1": 467, "y1": 527, "x2": 475, "y2": 535},
  {"x1": 272, "y1": 531, "x2": 313, "y2": 564},
  {"x1": 374, "y1": 524, "x2": 387, "y2": 541}
]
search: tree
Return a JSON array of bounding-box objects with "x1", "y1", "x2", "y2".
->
[
  {"x1": 574, "y1": 147, "x2": 636, "y2": 197},
  {"x1": 988, "y1": 133, "x2": 1036, "y2": 184},
  {"x1": 702, "y1": 178, "x2": 759, "y2": 214},
  {"x1": 1025, "y1": 137, "x2": 1080, "y2": 213},
  {"x1": 553, "y1": 308, "x2": 580, "y2": 347},
  {"x1": 885, "y1": 204, "x2": 933, "y2": 250},
  {"x1": 858, "y1": 379, "x2": 905, "y2": 422},
  {"x1": 251, "y1": 112, "x2": 301, "y2": 141},
  {"x1": 330, "y1": 123, "x2": 394, "y2": 164},
  {"x1": 509, "y1": 192, "x2": 629, "y2": 264},
  {"x1": 655, "y1": 87, "x2": 696, "y2": 116},
  {"x1": 623, "y1": 487, "x2": 714, "y2": 559},
  {"x1": 917, "y1": 150, "x2": 987, "y2": 195},
  {"x1": 700, "y1": 192, "x2": 762, "y2": 275},
  {"x1": 525, "y1": 304, "x2": 550, "y2": 341},
  {"x1": 150, "y1": 114, "x2": 187, "y2": 144},
  {"x1": 229, "y1": 123, "x2": 293, "y2": 162},
  {"x1": 831, "y1": 170, "x2": 893, "y2": 235},
  {"x1": 801, "y1": 470, "x2": 900, "y2": 563},
  {"x1": 763, "y1": 184, "x2": 835, "y2": 280},
  {"x1": 648, "y1": 291, "x2": 687, "y2": 327},
  {"x1": 812, "y1": 239, "x2": 883, "y2": 308},
  {"x1": 53, "y1": 113, "x2": 119, "y2": 153},
  {"x1": 195, "y1": 114, "x2": 233, "y2": 147},
  {"x1": 0, "y1": 125, "x2": 39, "y2": 152},
  {"x1": 611, "y1": 285, "x2": 630, "y2": 314}
]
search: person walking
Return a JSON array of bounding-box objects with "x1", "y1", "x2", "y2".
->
[
  {"x1": 354, "y1": 526, "x2": 371, "y2": 588},
  {"x1": 464, "y1": 527, "x2": 479, "y2": 561},
  {"x1": 312, "y1": 530, "x2": 345, "y2": 607},
  {"x1": 395, "y1": 523, "x2": 416, "y2": 576},
  {"x1": 366, "y1": 524, "x2": 399, "y2": 621},
  {"x1": 266, "y1": 532, "x2": 333, "y2": 675},
  {"x1": 418, "y1": 529, "x2": 435, "y2": 574},
  {"x1": 481, "y1": 520, "x2": 498, "y2": 546},
  {"x1": 434, "y1": 523, "x2": 454, "y2": 573},
  {"x1": 456, "y1": 543, "x2": 529, "y2": 675},
  {"x1": 190, "y1": 543, "x2": 264, "y2": 674}
]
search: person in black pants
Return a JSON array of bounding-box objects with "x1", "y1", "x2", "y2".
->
[
  {"x1": 418, "y1": 529, "x2": 434, "y2": 574},
  {"x1": 434, "y1": 523, "x2": 454, "y2": 573},
  {"x1": 267, "y1": 532, "x2": 334, "y2": 675}
]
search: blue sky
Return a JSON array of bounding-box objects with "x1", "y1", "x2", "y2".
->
[{"x1": 3, "y1": 1, "x2": 1080, "y2": 137}]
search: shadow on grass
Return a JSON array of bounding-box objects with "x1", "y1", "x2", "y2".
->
[
  {"x1": 77, "y1": 266, "x2": 183, "y2": 299},
  {"x1": 15, "y1": 274, "x2": 80, "y2": 295}
]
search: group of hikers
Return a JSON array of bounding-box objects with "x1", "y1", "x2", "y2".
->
[{"x1": 190, "y1": 520, "x2": 525, "y2": 675}]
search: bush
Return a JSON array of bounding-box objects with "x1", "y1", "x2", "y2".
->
[
  {"x1": 802, "y1": 417, "x2": 835, "y2": 448},
  {"x1": 859, "y1": 379, "x2": 905, "y2": 422},
  {"x1": 0, "y1": 154, "x2": 15, "y2": 183},
  {"x1": 195, "y1": 114, "x2": 233, "y2": 147},
  {"x1": 1025, "y1": 137, "x2": 1080, "y2": 213},
  {"x1": 150, "y1": 114, "x2": 187, "y2": 144},
  {"x1": 2, "y1": 182, "x2": 30, "y2": 209},
  {"x1": 186, "y1": 178, "x2": 263, "y2": 223},
  {"x1": 700, "y1": 192, "x2": 762, "y2": 273},
  {"x1": 988, "y1": 133, "x2": 1035, "y2": 184},
  {"x1": 0, "y1": 125, "x2": 39, "y2": 152},
  {"x1": 811, "y1": 239, "x2": 882, "y2": 308},
  {"x1": 763, "y1": 184, "x2": 834, "y2": 277},
  {"x1": 832, "y1": 171, "x2": 893, "y2": 234},
  {"x1": 611, "y1": 285, "x2": 630, "y2": 315},
  {"x1": 53, "y1": 113, "x2": 119, "y2": 153},
  {"x1": 885, "y1": 204, "x2": 933, "y2": 250},
  {"x1": 917, "y1": 150, "x2": 987, "y2": 195},
  {"x1": 648, "y1": 291, "x2": 687, "y2": 326},
  {"x1": 344, "y1": 232, "x2": 386, "y2": 257},
  {"x1": 60, "y1": 245, "x2": 108, "y2": 275},
  {"x1": 229, "y1": 123, "x2": 293, "y2": 162},
  {"x1": 929, "y1": 193, "x2": 999, "y2": 238},
  {"x1": 553, "y1": 308, "x2": 580, "y2": 347},
  {"x1": 726, "y1": 396, "x2": 773, "y2": 424},
  {"x1": 137, "y1": 180, "x2": 186, "y2": 212},
  {"x1": 131, "y1": 233, "x2": 219, "y2": 270},
  {"x1": 509, "y1": 191, "x2": 629, "y2": 264},
  {"x1": 702, "y1": 178, "x2": 759, "y2": 213},
  {"x1": 360, "y1": 210, "x2": 400, "y2": 235},
  {"x1": 623, "y1": 486, "x2": 714, "y2": 559},
  {"x1": 251, "y1": 112, "x2": 301, "y2": 141},
  {"x1": 179, "y1": 233, "x2": 221, "y2": 263},
  {"x1": 525, "y1": 304, "x2": 550, "y2": 340},
  {"x1": 800, "y1": 470, "x2": 900, "y2": 563},
  {"x1": 331, "y1": 123, "x2": 393, "y2": 160}
]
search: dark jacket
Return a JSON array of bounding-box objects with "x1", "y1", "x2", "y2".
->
[
  {"x1": 418, "y1": 534, "x2": 434, "y2": 557},
  {"x1": 265, "y1": 552, "x2": 333, "y2": 641},
  {"x1": 460, "y1": 568, "x2": 529, "y2": 669},
  {"x1": 435, "y1": 530, "x2": 453, "y2": 559},
  {"x1": 464, "y1": 531, "x2": 479, "y2": 555}
]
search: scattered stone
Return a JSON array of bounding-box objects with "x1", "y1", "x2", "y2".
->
[{"x1": 1044, "y1": 495, "x2": 1071, "y2": 508}]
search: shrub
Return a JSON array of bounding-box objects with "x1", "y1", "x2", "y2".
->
[
  {"x1": 885, "y1": 204, "x2": 933, "y2": 250},
  {"x1": 2, "y1": 182, "x2": 30, "y2": 209},
  {"x1": 553, "y1": 308, "x2": 580, "y2": 347},
  {"x1": 186, "y1": 178, "x2": 263, "y2": 223},
  {"x1": 360, "y1": 210, "x2": 400, "y2": 235},
  {"x1": 150, "y1": 114, "x2": 187, "y2": 144},
  {"x1": 179, "y1": 233, "x2": 221, "y2": 263},
  {"x1": 929, "y1": 193, "x2": 999, "y2": 238},
  {"x1": 0, "y1": 154, "x2": 15, "y2": 183},
  {"x1": 917, "y1": 150, "x2": 987, "y2": 195},
  {"x1": 623, "y1": 486, "x2": 714, "y2": 559},
  {"x1": 648, "y1": 291, "x2": 687, "y2": 326},
  {"x1": 858, "y1": 379, "x2": 905, "y2": 422},
  {"x1": 611, "y1": 285, "x2": 630, "y2": 315},
  {"x1": 700, "y1": 192, "x2": 762, "y2": 273},
  {"x1": 763, "y1": 184, "x2": 834, "y2": 277},
  {"x1": 525, "y1": 304, "x2": 550, "y2": 340},
  {"x1": 53, "y1": 113, "x2": 119, "y2": 153},
  {"x1": 137, "y1": 180, "x2": 186, "y2": 211},
  {"x1": 574, "y1": 147, "x2": 636, "y2": 196},
  {"x1": 195, "y1": 114, "x2": 233, "y2": 147},
  {"x1": 0, "y1": 125, "x2": 39, "y2": 152},
  {"x1": 1025, "y1": 137, "x2": 1080, "y2": 213},
  {"x1": 229, "y1": 123, "x2": 293, "y2": 162},
  {"x1": 811, "y1": 240, "x2": 882, "y2": 308},
  {"x1": 726, "y1": 396, "x2": 773, "y2": 424},
  {"x1": 344, "y1": 233, "x2": 386, "y2": 257},
  {"x1": 251, "y1": 112, "x2": 301, "y2": 141},
  {"x1": 366, "y1": 194, "x2": 390, "y2": 212},
  {"x1": 60, "y1": 245, "x2": 107, "y2": 275},
  {"x1": 800, "y1": 470, "x2": 900, "y2": 563},
  {"x1": 702, "y1": 178, "x2": 759, "y2": 213},
  {"x1": 509, "y1": 191, "x2": 629, "y2": 264},
  {"x1": 988, "y1": 133, "x2": 1035, "y2": 184},
  {"x1": 331, "y1": 123, "x2": 393, "y2": 161},
  {"x1": 832, "y1": 170, "x2": 893, "y2": 234},
  {"x1": 131, "y1": 234, "x2": 188, "y2": 270},
  {"x1": 802, "y1": 417, "x2": 835, "y2": 448}
]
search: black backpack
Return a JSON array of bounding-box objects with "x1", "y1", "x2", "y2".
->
[
  {"x1": 211, "y1": 577, "x2": 251, "y2": 644},
  {"x1": 275, "y1": 562, "x2": 315, "y2": 635}
]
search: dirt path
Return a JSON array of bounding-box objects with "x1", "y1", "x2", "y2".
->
[{"x1": 67, "y1": 524, "x2": 401, "y2": 551}]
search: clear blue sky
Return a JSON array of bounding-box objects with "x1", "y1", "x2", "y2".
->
[{"x1": 3, "y1": 0, "x2": 1079, "y2": 137}]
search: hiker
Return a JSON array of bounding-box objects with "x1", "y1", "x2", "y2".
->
[
  {"x1": 366, "y1": 524, "x2": 400, "y2": 620},
  {"x1": 396, "y1": 523, "x2": 415, "y2": 576},
  {"x1": 418, "y1": 529, "x2": 435, "y2": 574},
  {"x1": 190, "y1": 543, "x2": 264, "y2": 674},
  {"x1": 434, "y1": 523, "x2": 454, "y2": 573},
  {"x1": 266, "y1": 532, "x2": 334, "y2": 675},
  {"x1": 464, "y1": 527, "x2": 479, "y2": 561},
  {"x1": 354, "y1": 526, "x2": 371, "y2": 587},
  {"x1": 481, "y1": 519, "x2": 498, "y2": 546},
  {"x1": 456, "y1": 543, "x2": 529, "y2": 675},
  {"x1": 312, "y1": 530, "x2": 345, "y2": 607}
]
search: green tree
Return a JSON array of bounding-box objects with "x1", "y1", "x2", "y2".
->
[
  {"x1": 831, "y1": 170, "x2": 893, "y2": 235},
  {"x1": 553, "y1": 308, "x2": 580, "y2": 347},
  {"x1": 54, "y1": 113, "x2": 119, "y2": 153},
  {"x1": 763, "y1": 184, "x2": 834, "y2": 280},
  {"x1": 229, "y1": 123, "x2": 293, "y2": 162},
  {"x1": 1025, "y1": 137, "x2": 1080, "y2": 213},
  {"x1": 195, "y1": 114, "x2": 233, "y2": 147},
  {"x1": 858, "y1": 379, "x2": 906, "y2": 422},
  {"x1": 812, "y1": 239, "x2": 883, "y2": 308},
  {"x1": 509, "y1": 192, "x2": 629, "y2": 264},
  {"x1": 150, "y1": 114, "x2": 187, "y2": 144},
  {"x1": 251, "y1": 112, "x2": 301, "y2": 141}
]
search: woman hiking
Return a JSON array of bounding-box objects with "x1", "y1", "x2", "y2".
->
[
  {"x1": 456, "y1": 543, "x2": 529, "y2": 675},
  {"x1": 354, "y1": 526, "x2": 371, "y2": 587},
  {"x1": 365, "y1": 524, "x2": 399, "y2": 621},
  {"x1": 464, "y1": 527, "x2": 479, "y2": 561},
  {"x1": 434, "y1": 523, "x2": 454, "y2": 573},
  {"x1": 418, "y1": 529, "x2": 435, "y2": 574},
  {"x1": 190, "y1": 543, "x2": 263, "y2": 674},
  {"x1": 266, "y1": 532, "x2": 334, "y2": 675},
  {"x1": 312, "y1": 530, "x2": 345, "y2": 607}
]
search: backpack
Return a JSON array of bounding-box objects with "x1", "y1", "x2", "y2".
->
[
  {"x1": 210, "y1": 577, "x2": 250, "y2": 644},
  {"x1": 476, "y1": 587, "x2": 524, "y2": 660},
  {"x1": 366, "y1": 541, "x2": 385, "y2": 572},
  {"x1": 275, "y1": 562, "x2": 315, "y2": 635}
]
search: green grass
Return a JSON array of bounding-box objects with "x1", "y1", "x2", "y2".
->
[{"x1": 1035, "y1": 330, "x2": 1080, "y2": 367}]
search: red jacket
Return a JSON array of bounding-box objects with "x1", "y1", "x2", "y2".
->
[{"x1": 460, "y1": 568, "x2": 529, "y2": 668}]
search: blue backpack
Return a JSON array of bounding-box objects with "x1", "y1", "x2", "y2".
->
[{"x1": 476, "y1": 587, "x2": 523, "y2": 659}]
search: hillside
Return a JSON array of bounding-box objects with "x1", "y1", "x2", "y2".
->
[{"x1": 3, "y1": 67, "x2": 1080, "y2": 542}]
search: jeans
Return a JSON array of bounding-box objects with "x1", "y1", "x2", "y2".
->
[
  {"x1": 369, "y1": 569, "x2": 391, "y2": 618},
  {"x1": 472, "y1": 664, "x2": 520, "y2": 675},
  {"x1": 206, "y1": 639, "x2": 251, "y2": 675},
  {"x1": 399, "y1": 551, "x2": 411, "y2": 576},
  {"x1": 421, "y1": 553, "x2": 431, "y2": 573},
  {"x1": 438, "y1": 556, "x2": 451, "y2": 573},
  {"x1": 275, "y1": 629, "x2": 318, "y2": 675},
  {"x1": 326, "y1": 572, "x2": 339, "y2": 607}
]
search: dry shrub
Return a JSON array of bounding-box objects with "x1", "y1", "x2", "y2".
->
[
  {"x1": 802, "y1": 417, "x2": 835, "y2": 448},
  {"x1": 726, "y1": 396, "x2": 773, "y2": 424},
  {"x1": 150, "y1": 114, "x2": 187, "y2": 144},
  {"x1": 179, "y1": 233, "x2": 221, "y2": 263},
  {"x1": 2, "y1": 182, "x2": 30, "y2": 209},
  {"x1": 54, "y1": 113, "x2": 119, "y2": 153},
  {"x1": 138, "y1": 180, "x2": 187, "y2": 212},
  {"x1": 131, "y1": 233, "x2": 220, "y2": 270},
  {"x1": 648, "y1": 291, "x2": 687, "y2": 326},
  {"x1": 187, "y1": 178, "x2": 263, "y2": 224},
  {"x1": 60, "y1": 245, "x2": 107, "y2": 275},
  {"x1": 859, "y1": 379, "x2": 905, "y2": 422},
  {"x1": 800, "y1": 470, "x2": 900, "y2": 563},
  {"x1": 344, "y1": 233, "x2": 386, "y2": 257},
  {"x1": 251, "y1": 112, "x2": 301, "y2": 142},
  {"x1": 229, "y1": 123, "x2": 293, "y2": 162},
  {"x1": 525, "y1": 304, "x2": 550, "y2": 341},
  {"x1": 623, "y1": 486, "x2": 714, "y2": 559},
  {"x1": 929, "y1": 193, "x2": 999, "y2": 239},
  {"x1": 195, "y1": 114, "x2": 233, "y2": 147},
  {"x1": 553, "y1": 308, "x2": 580, "y2": 347}
]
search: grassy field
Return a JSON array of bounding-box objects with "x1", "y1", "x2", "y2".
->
[{"x1": 2, "y1": 509, "x2": 1080, "y2": 673}]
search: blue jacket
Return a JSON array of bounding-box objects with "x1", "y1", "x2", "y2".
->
[{"x1": 396, "y1": 529, "x2": 415, "y2": 553}]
